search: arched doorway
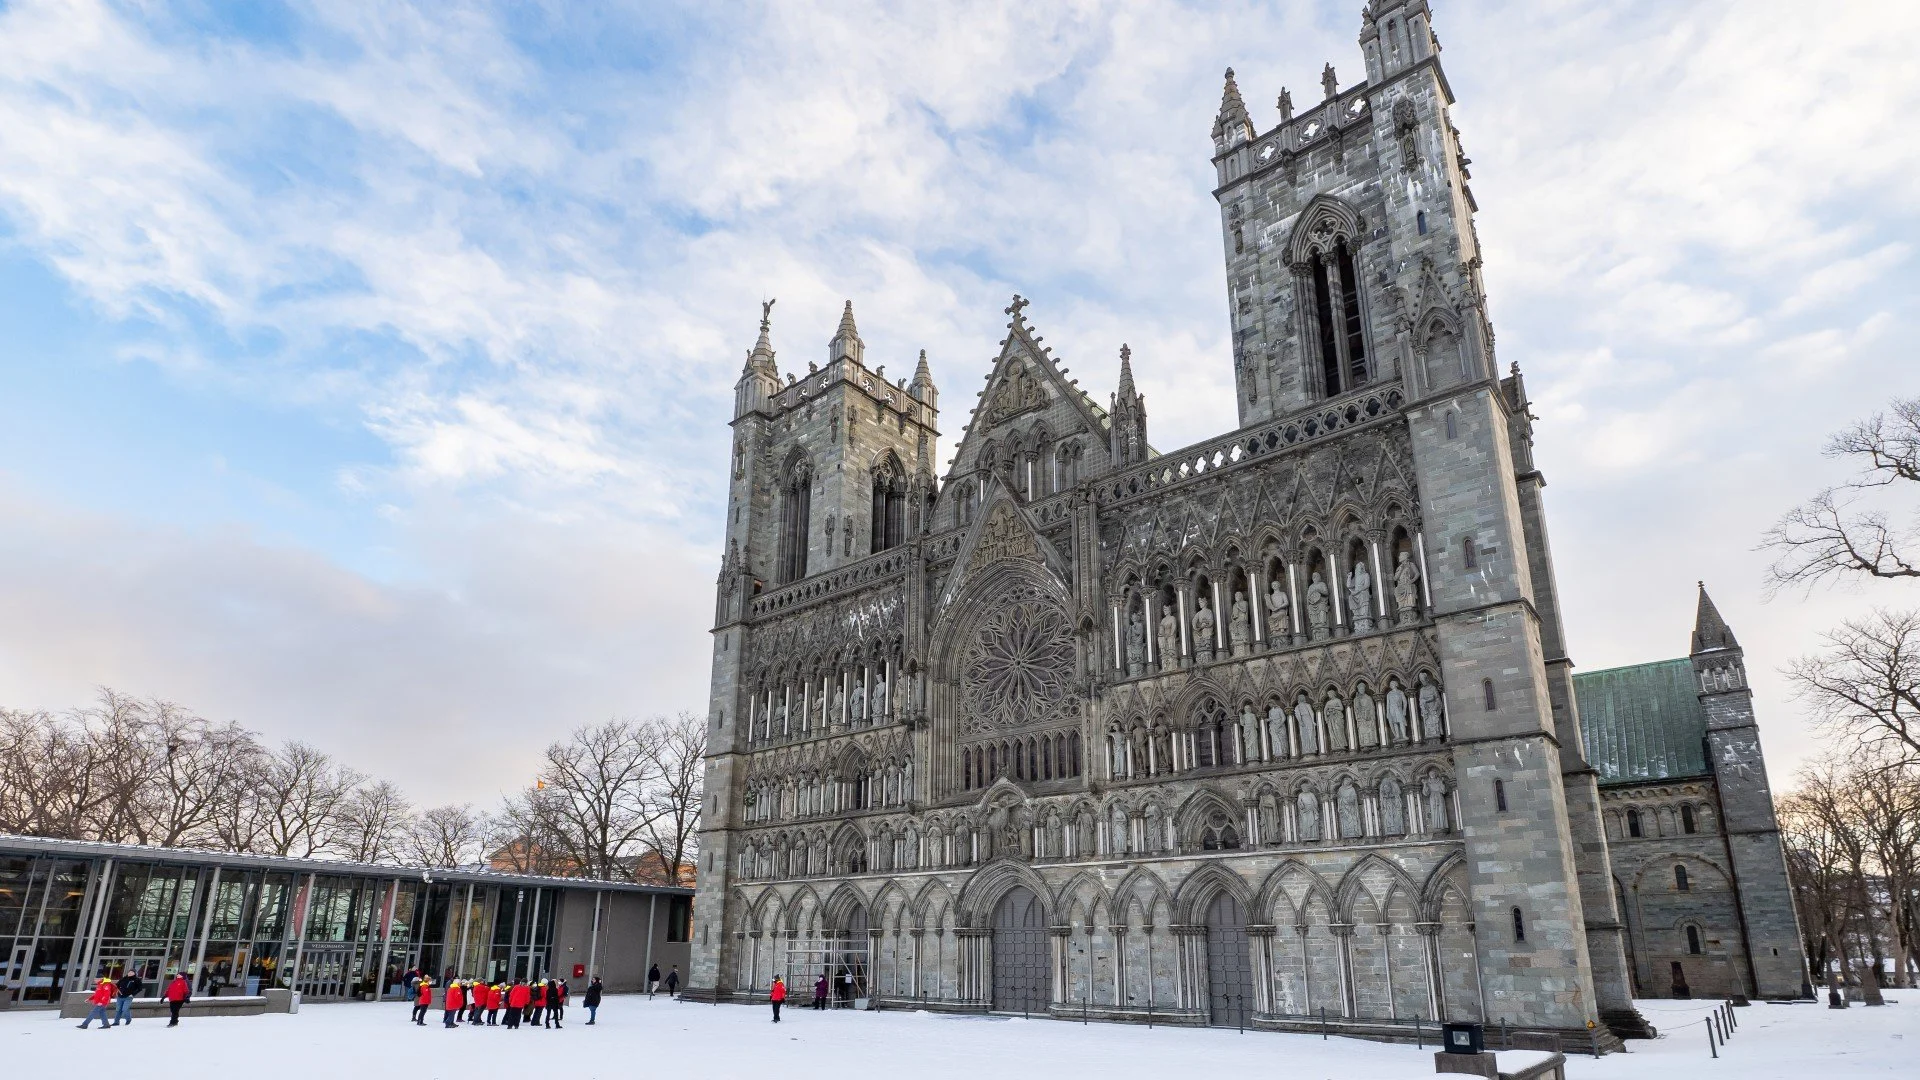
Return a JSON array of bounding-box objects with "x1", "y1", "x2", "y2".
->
[
  {"x1": 992, "y1": 886, "x2": 1049, "y2": 1014},
  {"x1": 834, "y1": 903, "x2": 870, "y2": 1007},
  {"x1": 1204, "y1": 891, "x2": 1253, "y2": 1027}
]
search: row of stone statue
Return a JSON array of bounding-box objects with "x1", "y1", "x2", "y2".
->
[
  {"x1": 749, "y1": 670, "x2": 899, "y2": 742},
  {"x1": 1124, "y1": 552, "x2": 1423, "y2": 675},
  {"x1": 1108, "y1": 672, "x2": 1446, "y2": 780}
]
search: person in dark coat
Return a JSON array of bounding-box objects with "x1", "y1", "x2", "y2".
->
[
  {"x1": 162, "y1": 971, "x2": 191, "y2": 1027},
  {"x1": 527, "y1": 979, "x2": 545, "y2": 1028},
  {"x1": 646, "y1": 963, "x2": 660, "y2": 999},
  {"x1": 665, "y1": 966, "x2": 680, "y2": 998},
  {"x1": 544, "y1": 980, "x2": 563, "y2": 1028},
  {"x1": 812, "y1": 974, "x2": 828, "y2": 1010},
  {"x1": 583, "y1": 976, "x2": 603, "y2": 1025},
  {"x1": 113, "y1": 970, "x2": 144, "y2": 1026}
]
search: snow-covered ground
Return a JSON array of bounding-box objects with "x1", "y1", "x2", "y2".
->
[{"x1": 5, "y1": 995, "x2": 1910, "y2": 1079}]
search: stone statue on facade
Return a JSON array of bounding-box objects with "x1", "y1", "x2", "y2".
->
[
  {"x1": 1380, "y1": 777, "x2": 1406, "y2": 835},
  {"x1": 776, "y1": 696, "x2": 788, "y2": 734},
  {"x1": 1239, "y1": 704, "x2": 1261, "y2": 762},
  {"x1": 1125, "y1": 612, "x2": 1145, "y2": 677},
  {"x1": 849, "y1": 681, "x2": 865, "y2": 723},
  {"x1": 1305, "y1": 572, "x2": 1331, "y2": 641},
  {"x1": 1192, "y1": 594, "x2": 1217, "y2": 662},
  {"x1": 1423, "y1": 774, "x2": 1449, "y2": 832},
  {"x1": 1323, "y1": 691, "x2": 1349, "y2": 752},
  {"x1": 1131, "y1": 725, "x2": 1150, "y2": 775},
  {"x1": 1392, "y1": 550, "x2": 1421, "y2": 625},
  {"x1": 1321, "y1": 62, "x2": 1339, "y2": 99},
  {"x1": 1266, "y1": 578, "x2": 1292, "y2": 645},
  {"x1": 1385, "y1": 680, "x2": 1410, "y2": 744},
  {"x1": 1347, "y1": 558, "x2": 1374, "y2": 633},
  {"x1": 832, "y1": 684, "x2": 846, "y2": 727},
  {"x1": 872, "y1": 672, "x2": 889, "y2": 719},
  {"x1": 1158, "y1": 607, "x2": 1180, "y2": 668},
  {"x1": 1294, "y1": 693, "x2": 1319, "y2": 755},
  {"x1": 1266, "y1": 705, "x2": 1289, "y2": 759},
  {"x1": 1338, "y1": 782, "x2": 1362, "y2": 838},
  {"x1": 1228, "y1": 591, "x2": 1251, "y2": 657},
  {"x1": 1353, "y1": 684, "x2": 1378, "y2": 749},
  {"x1": 1417, "y1": 672, "x2": 1444, "y2": 740},
  {"x1": 1297, "y1": 789, "x2": 1321, "y2": 841}
]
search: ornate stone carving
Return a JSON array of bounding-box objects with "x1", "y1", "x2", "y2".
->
[
  {"x1": 1353, "y1": 684, "x2": 1378, "y2": 749},
  {"x1": 1324, "y1": 691, "x2": 1349, "y2": 752},
  {"x1": 1228, "y1": 591, "x2": 1251, "y2": 657},
  {"x1": 1393, "y1": 551, "x2": 1421, "y2": 626},
  {"x1": 1385, "y1": 680, "x2": 1410, "y2": 744},
  {"x1": 1294, "y1": 693, "x2": 1319, "y2": 755},
  {"x1": 1192, "y1": 594, "x2": 1217, "y2": 662},
  {"x1": 1124, "y1": 612, "x2": 1145, "y2": 677},
  {"x1": 1418, "y1": 671, "x2": 1445, "y2": 740},
  {"x1": 957, "y1": 585, "x2": 1075, "y2": 736},
  {"x1": 1306, "y1": 571, "x2": 1331, "y2": 641},
  {"x1": 1265, "y1": 578, "x2": 1291, "y2": 644},
  {"x1": 983, "y1": 358, "x2": 1048, "y2": 427},
  {"x1": 1158, "y1": 606, "x2": 1179, "y2": 668},
  {"x1": 1266, "y1": 705, "x2": 1289, "y2": 760},
  {"x1": 971, "y1": 503, "x2": 1038, "y2": 570},
  {"x1": 1347, "y1": 559, "x2": 1374, "y2": 633}
]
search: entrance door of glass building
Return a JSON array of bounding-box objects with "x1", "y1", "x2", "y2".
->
[{"x1": 292, "y1": 945, "x2": 355, "y2": 1000}]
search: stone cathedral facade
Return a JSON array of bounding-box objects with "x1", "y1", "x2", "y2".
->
[{"x1": 689, "y1": 1, "x2": 1805, "y2": 1043}]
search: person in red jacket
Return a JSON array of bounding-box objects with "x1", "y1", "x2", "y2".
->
[
  {"x1": 442, "y1": 980, "x2": 465, "y2": 1028},
  {"x1": 486, "y1": 982, "x2": 502, "y2": 1026},
  {"x1": 412, "y1": 977, "x2": 433, "y2": 1026},
  {"x1": 505, "y1": 979, "x2": 531, "y2": 1029},
  {"x1": 162, "y1": 971, "x2": 191, "y2": 1027},
  {"x1": 527, "y1": 979, "x2": 545, "y2": 1028},
  {"x1": 769, "y1": 975, "x2": 786, "y2": 1023},
  {"x1": 78, "y1": 977, "x2": 116, "y2": 1029}
]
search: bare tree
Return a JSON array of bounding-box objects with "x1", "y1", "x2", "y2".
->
[
  {"x1": 337, "y1": 780, "x2": 413, "y2": 864},
  {"x1": 527, "y1": 720, "x2": 664, "y2": 880},
  {"x1": 255, "y1": 742, "x2": 361, "y2": 858},
  {"x1": 1787, "y1": 610, "x2": 1920, "y2": 769},
  {"x1": 405, "y1": 804, "x2": 488, "y2": 868},
  {"x1": 637, "y1": 711, "x2": 705, "y2": 885},
  {"x1": 1764, "y1": 396, "x2": 1920, "y2": 590},
  {"x1": 486, "y1": 789, "x2": 577, "y2": 876}
]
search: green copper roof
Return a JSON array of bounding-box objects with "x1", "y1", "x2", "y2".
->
[{"x1": 1574, "y1": 658, "x2": 1708, "y2": 785}]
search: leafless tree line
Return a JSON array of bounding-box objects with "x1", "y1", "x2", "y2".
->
[
  {"x1": 1778, "y1": 750, "x2": 1920, "y2": 999},
  {"x1": 0, "y1": 689, "x2": 704, "y2": 885}
]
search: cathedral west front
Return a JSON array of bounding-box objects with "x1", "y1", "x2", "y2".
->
[{"x1": 687, "y1": 1, "x2": 1808, "y2": 1045}]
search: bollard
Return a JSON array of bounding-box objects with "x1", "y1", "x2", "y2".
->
[
  {"x1": 1415, "y1": 1013, "x2": 1423, "y2": 1049},
  {"x1": 1083, "y1": 996, "x2": 1088, "y2": 1025},
  {"x1": 1235, "y1": 994, "x2": 1243, "y2": 1034},
  {"x1": 1709, "y1": 1019, "x2": 1718, "y2": 1059},
  {"x1": 1321, "y1": 1007, "x2": 1329, "y2": 1039},
  {"x1": 1500, "y1": 1017, "x2": 1509, "y2": 1049},
  {"x1": 1728, "y1": 1001, "x2": 1737, "y2": 1031}
]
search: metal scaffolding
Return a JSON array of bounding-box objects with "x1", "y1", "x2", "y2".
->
[{"x1": 781, "y1": 935, "x2": 871, "y2": 1009}]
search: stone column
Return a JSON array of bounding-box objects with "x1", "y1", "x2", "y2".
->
[
  {"x1": 1414, "y1": 529, "x2": 1433, "y2": 612},
  {"x1": 1108, "y1": 926, "x2": 1129, "y2": 1008},
  {"x1": 1250, "y1": 925, "x2": 1278, "y2": 1014},
  {"x1": 1112, "y1": 603, "x2": 1124, "y2": 670},
  {"x1": 1211, "y1": 577, "x2": 1227, "y2": 657},
  {"x1": 1332, "y1": 923, "x2": 1356, "y2": 1017},
  {"x1": 1417, "y1": 923, "x2": 1443, "y2": 1021},
  {"x1": 1050, "y1": 926, "x2": 1071, "y2": 1005},
  {"x1": 1370, "y1": 536, "x2": 1389, "y2": 621},
  {"x1": 1143, "y1": 594, "x2": 1158, "y2": 670},
  {"x1": 1287, "y1": 562, "x2": 1305, "y2": 640},
  {"x1": 1176, "y1": 585, "x2": 1192, "y2": 663},
  {"x1": 1249, "y1": 568, "x2": 1267, "y2": 647}
]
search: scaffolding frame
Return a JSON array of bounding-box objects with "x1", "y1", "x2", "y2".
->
[{"x1": 781, "y1": 935, "x2": 871, "y2": 1008}]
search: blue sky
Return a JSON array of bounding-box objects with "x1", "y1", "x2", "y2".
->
[{"x1": 0, "y1": 0, "x2": 1915, "y2": 805}]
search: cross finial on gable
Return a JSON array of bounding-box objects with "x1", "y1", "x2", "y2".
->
[{"x1": 1005, "y1": 294, "x2": 1029, "y2": 322}]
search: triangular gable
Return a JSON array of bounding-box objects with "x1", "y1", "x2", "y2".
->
[
  {"x1": 937, "y1": 485, "x2": 1071, "y2": 611},
  {"x1": 944, "y1": 295, "x2": 1113, "y2": 483}
]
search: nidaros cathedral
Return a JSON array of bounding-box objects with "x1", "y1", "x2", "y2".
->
[{"x1": 689, "y1": 1, "x2": 1808, "y2": 1044}]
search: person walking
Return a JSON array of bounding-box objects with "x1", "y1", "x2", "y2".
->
[
  {"x1": 77, "y1": 977, "x2": 116, "y2": 1029},
  {"x1": 442, "y1": 980, "x2": 465, "y2": 1028},
  {"x1": 542, "y1": 980, "x2": 559, "y2": 1028},
  {"x1": 162, "y1": 970, "x2": 191, "y2": 1027},
  {"x1": 486, "y1": 982, "x2": 503, "y2": 1026},
  {"x1": 553, "y1": 978, "x2": 567, "y2": 1026},
  {"x1": 646, "y1": 963, "x2": 660, "y2": 999},
  {"x1": 666, "y1": 965, "x2": 680, "y2": 998},
  {"x1": 505, "y1": 979, "x2": 530, "y2": 1029},
  {"x1": 768, "y1": 975, "x2": 786, "y2": 1023},
  {"x1": 527, "y1": 979, "x2": 545, "y2": 1028},
  {"x1": 113, "y1": 969, "x2": 144, "y2": 1026},
  {"x1": 583, "y1": 976, "x2": 602, "y2": 1025},
  {"x1": 412, "y1": 976, "x2": 434, "y2": 1025},
  {"x1": 469, "y1": 981, "x2": 486, "y2": 1026},
  {"x1": 812, "y1": 974, "x2": 828, "y2": 1010}
]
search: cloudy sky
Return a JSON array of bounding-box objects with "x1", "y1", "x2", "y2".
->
[{"x1": 0, "y1": 0, "x2": 1914, "y2": 807}]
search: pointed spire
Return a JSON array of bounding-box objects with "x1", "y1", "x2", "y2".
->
[
  {"x1": 742, "y1": 298, "x2": 779, "y2": 380},
  {"x1": 829, "y1": 299, "x2": 864, "y2": 365},
  {"x1": 1213, "y1": 67, "x2": 1253, "y2": 145},
  {"x1": 1692, "y1": 583, "x2": 1739, "y2": 653},
  {"x1": 910, "y1": 348, "x2": 937, "y2": 408},
  {"x1": 1117, "y1": 343, "x2": 1137, "y2": 396}
]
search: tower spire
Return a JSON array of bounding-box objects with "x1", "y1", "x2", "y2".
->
[
  {"x1": 1211, "y1": 67, "x2": 1254, "y2": 150},
  {"x1": 1109, "y1": 343, "x2": 1148, "y2": 467},
  {"x1": 829, "y1": 299, "x2": 864, "y2": 365},
  {"x1": 1692, "y1": 582, "x2": 1739, "y2": 653}
]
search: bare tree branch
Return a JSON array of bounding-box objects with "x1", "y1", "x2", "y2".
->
[
  {"x1": 1764, "y1": 397, "x2": 1920, "y2": 591},
  {"x1": 1787, "y1": 609, "x2": 1920, "y2": 769}
]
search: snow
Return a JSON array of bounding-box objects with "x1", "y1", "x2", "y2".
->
[{"x1": 5, "y1": 996, "x2": 1912, "y2": 1080}]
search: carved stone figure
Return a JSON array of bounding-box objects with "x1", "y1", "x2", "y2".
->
[
  {"x1": 849, "y1": 681, "x2": 866, "y2": 722},
  {"x1": 1392, "y1": 550, "x2": 1422, "y2": 625},
  {"x1": 1385, "y1": 680, "x2": 1410, "y2": 744},
  {"x1": 1321, "y1": 61, "x2": 1339, "y2": 99},
  {"x1": 1228, "y1": 591, "x2": 1251, "y2": 657},
  {"x1": 832, "y1": 684, "x2": 846, "y2": 726},
  {"x1": 1131, "y1": 725, "x2": 1149, "y2": 775},
  {"x1": 1266, "y1": 578, "x2": 1292, "y2": 644},
  {"x1": 1354, "y1": 684, "x2": 1378, "y2": 749},
  {"x1": 1347, "y1": 559, "x2": 1374, "y2": 634},
  {"x1": 1297, "y1": 789, "x2": 1321, "y2": 841},
  {"x1": 1239, "y1": 704, "x2": 1261, "y2": 763},
  {"x1": 1423, "y1": 774, "x2": 1449, "y2": 832},
  {"x1": 1380, "y1": 777, "x2": 1406, "y2": 835},
  {"x1": 872, "y1": 672, "x2": 889, "y2": 718},
  {"x1": 777, "y1": 697, "x2": 789, "y2": 733},
  {"x1": 1125, "y1": 612, "x2": 1145, "y2": 677},
  {"x1": 1418, "y1": 672, "x2": 1445, "y2": 740},
  {"x1": 1337, "y1": 781, "x2": 1362, "y2": 838},
  {"x1": 1266, "y1": 705, "x2": 1289, "y2": 760},
  {"x1": 1294, "y1": 694, "x2": 1319, "y2": 755},
  {"x1": 1192, "y1": 594, "x2": 1217, "y2": 662},
  {"x1": 1158, "y1": 607, "x2": 1180, "y2": 668},
  {"x1": 1305, "y1": 572, "x2": 1331, "y2": 641},
  {"x1": 1323, "y1": 691, "x2": 1349, "y2": 752},
  {"x1": 1152, "y1": 725, "x2": 1172, "y2": 772}
]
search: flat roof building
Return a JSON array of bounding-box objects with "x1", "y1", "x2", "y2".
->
[{"x1": 0, "y1": 834, "x2": 692, "y2": 1005}]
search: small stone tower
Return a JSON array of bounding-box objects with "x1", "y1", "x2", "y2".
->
[{"x1": 1690, "y1": 585, "x2": 1812, "y2": 999}]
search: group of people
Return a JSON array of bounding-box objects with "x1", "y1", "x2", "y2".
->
[
  {"x1": 77, "y1": 969, "x2": 194, "y2": 1029},
  {"x1": 407, "y1": 971, "x2": 604, "y2": 1029},
  {"x1": 764, "y1": 969, "x2": 858, "y2": 1023}
]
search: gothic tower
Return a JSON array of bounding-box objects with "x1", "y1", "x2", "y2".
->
[{"x1": 1690, "y1": 586, "x2": 1812, "y2": 999}]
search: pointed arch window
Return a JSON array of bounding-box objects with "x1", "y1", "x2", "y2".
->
[
  {"x1": 1626, "y1": 807, "x2": 1643, "y2": 838},
  {"x1": 779, "y1": 464, "x2": 813, "y2": 583},
  {"x1": 1681, "y1": 804, "x2": 1697, "y2": 834},
  {"x1": 870, "y1": 457, "x2": 906, "y2": 553},
  {"x1": 1308, "y1": 240, "x2": 1370, "y2": 398}
]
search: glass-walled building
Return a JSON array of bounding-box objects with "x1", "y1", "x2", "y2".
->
[{"x1": 0, "y1": 835, "x2": 693, "y2": 1004}]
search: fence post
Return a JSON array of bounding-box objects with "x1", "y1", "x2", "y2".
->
[
  {"x1": 1708, "y1": 1019, "x2": 1718, "y2": 1059},
  {"x1": 1321, "y1": 1007, "x2": 1329, "y2": 1039},
  {"x1": 1415, "y1": 1013, "x2": 1423, "y2": 1049}
]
